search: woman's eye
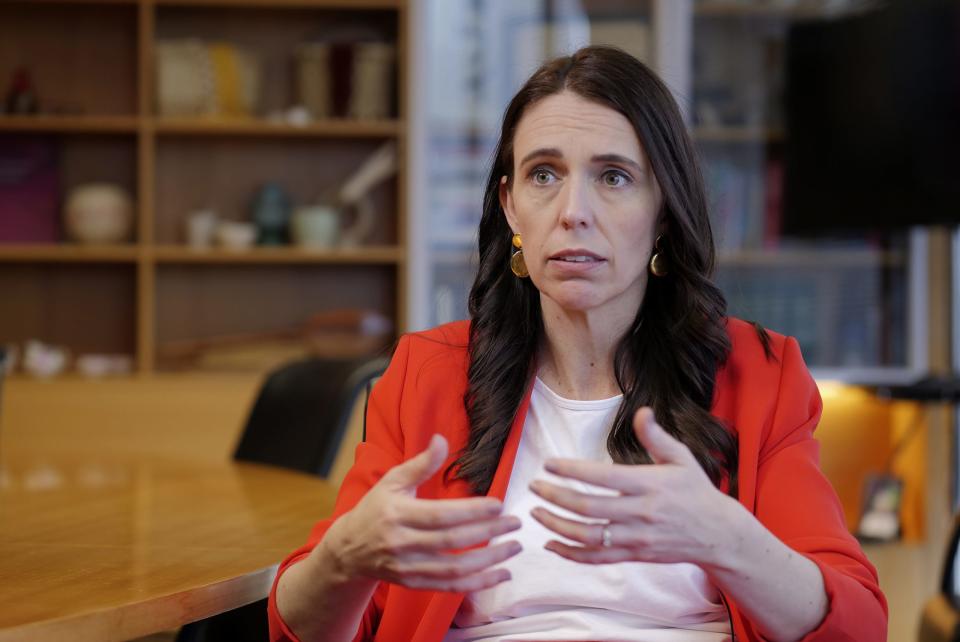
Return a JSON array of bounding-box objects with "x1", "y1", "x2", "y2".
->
[
  {"x1": 602, "y1": 170, "x2": 630, "y2": 187},
  {"x1": 532, "y1": 169, "x2": 554, "y2": 185}
]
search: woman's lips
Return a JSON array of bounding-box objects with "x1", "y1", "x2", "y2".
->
[
  {"x1": 547, "y1": 251, "x2": 606, "y2": 273},
  {"x1": 552, "y1": 255, "x2": 599, "y2": 262},
  {"x1": 548, "y1": 249, "x2": 604, "y2": 261}
]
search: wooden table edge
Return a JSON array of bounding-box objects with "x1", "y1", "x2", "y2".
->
[{"x1": 0, "y1": 563, "x2": 279, "y2": 642}]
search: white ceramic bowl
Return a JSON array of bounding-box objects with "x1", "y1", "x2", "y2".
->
[
  {"x1": 76, "y1": 354, "x2": 134, "y2": 378},
  {"x1": 64, "y1": 183, "x2": 134, "y2": 245},
  {"x1": 215, "y1": 221, "x2": 257, "y2": 250}
]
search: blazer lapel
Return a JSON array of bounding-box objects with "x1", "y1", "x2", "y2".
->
[{"x1": 412, "y1": 379, "x2": 535, "y2": 642}]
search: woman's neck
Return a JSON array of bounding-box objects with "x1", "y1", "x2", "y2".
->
[{"x1": 537, "y1": 299, "x2": 635, "y2": 401}]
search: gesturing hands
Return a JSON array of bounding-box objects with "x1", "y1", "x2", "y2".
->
[
  {"x1": 324, "y1": 409, "x2": 743, "y2": 593},
  {"x1": 325, "y1": 435, "x2": 523, "y2": 592},
  {"x1": 529, "y1": 407, "x2": 743, "y2": 568}
]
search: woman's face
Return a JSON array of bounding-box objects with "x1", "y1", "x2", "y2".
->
[{"x1": 500, "y1": 91, "x2": 663, "y2": 318}]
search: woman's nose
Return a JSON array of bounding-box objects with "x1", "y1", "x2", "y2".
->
[{"x1": 558, "y1": 177, "x2": 594, "y2": 230}]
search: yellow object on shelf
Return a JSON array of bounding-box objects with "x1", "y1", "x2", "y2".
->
[
  {"x1": 209, "y1": 42, "x2": 245, "y2": 117},
  {"x1": 156, "y1": 39, "x2": 261, "y2": 117}
]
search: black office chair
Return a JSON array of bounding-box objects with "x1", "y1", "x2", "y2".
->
[
  {"x1": 233, "y1": 356, "x2": 388, "y2": 477},
  {"x1": 920, "y1": 514, "x2": 960, "y2": 642},
  {"x1": 176, "y1": 355, "x2": 388, "y2": 642}
]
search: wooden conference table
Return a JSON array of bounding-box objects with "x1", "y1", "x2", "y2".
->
[{"x1": 0, "y1": 455, "x2": 336, "y2": 641}]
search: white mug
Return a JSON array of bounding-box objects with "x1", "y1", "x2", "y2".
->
[
  {"x1": 185, "y1": 209, "x2": 219, "y2": 248},
  {"x1": 291, "y1": 205, "x2": 340, "y2": 248}
]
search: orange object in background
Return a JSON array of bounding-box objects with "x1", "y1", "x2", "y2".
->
[{"x1": 816, "y1": 382, "x2": 926, "y2": 541}]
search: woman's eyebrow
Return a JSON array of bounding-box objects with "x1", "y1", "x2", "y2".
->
[
  {"x1": 517, "y1": 149, "x2": 644, "y2": 174},
  {"x1": 518, "y1": 147, "x2": 563, "y2": 167},
  {"x1": 592, "y1": 153, "x2": 644, "y2": 173}
]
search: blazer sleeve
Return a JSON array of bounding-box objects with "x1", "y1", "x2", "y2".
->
[
  {"x1": 736, "y1": 336, "x2": 888, "y2": 641},
  {"x1": 267, "y1": 335, "x2": 414, "y2": 642}
]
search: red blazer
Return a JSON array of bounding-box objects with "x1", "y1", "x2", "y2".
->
[{"x1": 268, "y1": 318, "x2": 887, "y2": 641}]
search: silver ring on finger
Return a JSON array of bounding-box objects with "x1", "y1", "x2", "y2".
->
[{"x1": 600, "y1": 523, "x2": 613, "y2": 548}]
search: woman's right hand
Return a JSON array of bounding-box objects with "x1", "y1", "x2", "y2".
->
[{"x1": 322, "y1": 434, "x2": 522, "y2": 592}]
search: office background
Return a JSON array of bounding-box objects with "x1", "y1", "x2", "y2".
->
[{"x1": 0, "y1": 1, "x2": 955, "y2": 640}]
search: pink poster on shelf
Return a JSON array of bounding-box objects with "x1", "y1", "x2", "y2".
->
[{"x1": 0, "y1": 135, "x2": 60, "y2": 243}]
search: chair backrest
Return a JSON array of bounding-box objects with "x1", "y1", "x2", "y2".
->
[
  {"x1": 326, "y1": 373, "x2": 382, "y2": 487},
  {"x1": 232, "y1": 356, "x2": 388, "y2": 477},
  {"x1": 316, "y1": 359, "x2": 387, "y2": 476}
]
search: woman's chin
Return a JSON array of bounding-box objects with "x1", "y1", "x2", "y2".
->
[{"x1": 540, "y1": 285, "x2": 608, "y2": 313}]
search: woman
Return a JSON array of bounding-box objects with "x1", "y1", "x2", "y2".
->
[{"x1": 270, "y1": 46, "x2": 886, "y2": 641}]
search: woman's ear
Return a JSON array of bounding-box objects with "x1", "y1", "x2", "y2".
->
[{"x1": 499, "y1": 175, "x2": 520, "y2": 233}]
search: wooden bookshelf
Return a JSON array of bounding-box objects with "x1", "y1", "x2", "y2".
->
[{"x1": 0, "y1": 0, "x2": 408, "y2": 375}]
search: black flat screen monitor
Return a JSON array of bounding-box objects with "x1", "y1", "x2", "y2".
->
[{"x1": 782, "y1": 0, "x2": 960, "y2": 235}]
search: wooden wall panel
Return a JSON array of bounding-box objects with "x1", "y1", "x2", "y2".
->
[
  {"x1": 154, "y1": 263, "x2": 395, "y2": 341},
  {"x1": 0, "y1": 264, "x2": 136, "y2": 355}
]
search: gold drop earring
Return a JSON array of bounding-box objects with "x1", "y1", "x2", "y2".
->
[
  {"x1": 510, "y1": 233, "x2": 529, "y2": 278},
  {"x1": 649, "y1": 234, "x2": 667, "y2": 277}
]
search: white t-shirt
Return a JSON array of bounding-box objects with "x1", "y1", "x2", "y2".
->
[{"x1": 443, "y1": 377, "x2": 731, "y2": 642}]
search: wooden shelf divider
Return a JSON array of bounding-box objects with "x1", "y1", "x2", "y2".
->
[
  {"x1": 0, "y1": 245, "x2": 140, "y2": 263},
  {"x1": 718, "y1": 248, "x2": 906, "y2": 269},
  {"x1": 6, "y1": 0, "x2": 139, "y2": 5},
  {"x1": 0, "y1": 116, "x2": 140, "y2": 134},
  {"x1": 136, "y1": 0, "x2": 157, "y2": 374},
  {"x1": 152, "y1": 118, "x2": 402, "y2": 138},
  {"x1": 150, "y1": 245, "x2": 404, "y2": 264},
  {"x1": 9, "y1": 0, "x2": 399, "y2": 5},
  {"x1": 693, "y1": 126, "x2": 785, "y2": 144},
  {"x1": 152, "y1": 0, "x2": 399, "y2": 8},
  {"x1": 694, "y1": 1, "x2": 838, "y2": 19}
]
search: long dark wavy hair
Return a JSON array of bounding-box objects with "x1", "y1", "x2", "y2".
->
[{"x1": 452, "y1": 46, "x2": 744, "y2": 498}]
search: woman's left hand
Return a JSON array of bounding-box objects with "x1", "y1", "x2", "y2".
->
[{"x1": 529, "y1": 407, "x2": 745, "y2": 568}]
